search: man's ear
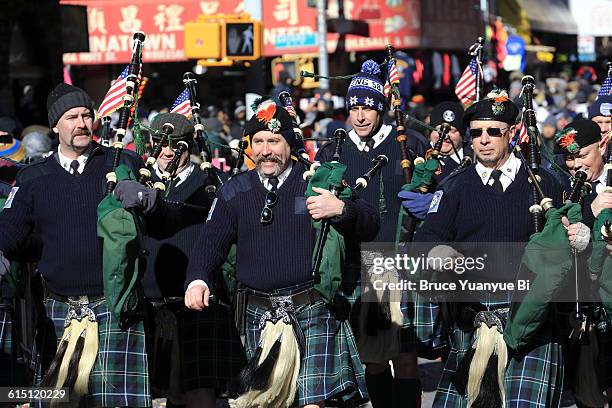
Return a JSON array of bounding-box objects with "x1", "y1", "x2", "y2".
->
[{"x1": 52, "y1": 126, "x2": 59, "y2": 134}]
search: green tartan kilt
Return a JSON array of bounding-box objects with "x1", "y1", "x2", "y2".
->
[
  {"x1": 402, "y1": 292, "x2": 449, "y2": 357},
  {"x1": 244, "y1": 287, "x2": 368, "y2": 406},
  {"x1": 432, "y1": 307, "x2": 564, "y2": 408},
  {"x1": 37, "y1": 298, "x2": 151, "y2": 407}
]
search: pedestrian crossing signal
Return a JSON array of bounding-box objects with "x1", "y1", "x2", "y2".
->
[{"x1": 223, "y1": 21, "x2": 261, "y2": 60}]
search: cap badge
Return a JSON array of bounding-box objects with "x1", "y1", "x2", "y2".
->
[{"x1": 442, "y1": 110, "x2": 455, "y2": 122}]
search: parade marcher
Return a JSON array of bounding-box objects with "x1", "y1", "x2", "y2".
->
[
  {"x1": 399, "y1": 101, "x2": 472, "y2": 220},
  {"x1": 587, "y1": 94, "x2": 612, "y2": 157},
  {"x1": 414, "y1": 90, "x2": 568, "y2": 407},
  {"x1": 552, "y1": 118, "x2": 612, "y2": 406},
  {"x1": 183, "y1": 99, "x2": 378, "y2": 408},
  {"x1": 0, "y1": 83, "x2": 151, "y2": 407},
  {"x1": 316, "y1": 60, "x2": 428, "y2": 408},
  {"x1": 141, "y1": 112, "x2": 246, "y2": 408}
]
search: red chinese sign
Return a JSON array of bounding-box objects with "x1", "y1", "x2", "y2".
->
[
  {"x1": 263, "y1": 0, "x2": 421, "y2": 55},
  {"x1": 60, "y1": 0, "x2": 244, "y2": 64},
  {"x1": 60, "y1": 0, "x2": 421, "y2": 64}
]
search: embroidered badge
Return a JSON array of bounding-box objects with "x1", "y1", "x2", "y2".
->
[
  {"x1": 442, "y1": 110, "x2": 455, "y2": 122},
  {"x1": 554, "y1": 127, "x2": 580, "y2": 154},
  {"x1": 428, "y1": 190, "x2": 443, "y2": 213},
  {"x1": 206, "y1": 198, "x2": 217, "y2": 221},
  {"x1": 3, "y1": 187, "x2": 18, "y2": 209}
]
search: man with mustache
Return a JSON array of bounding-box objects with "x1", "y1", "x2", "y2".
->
[
  {"x1": 316, "y1": 60, "x2": 428, "y2": 408},
  {"x1": 184, "y1": 99, "x2": 379, "y2": 408},
  {"x1": 0, "y1": 83, "x2": 152, "y2": 406}
]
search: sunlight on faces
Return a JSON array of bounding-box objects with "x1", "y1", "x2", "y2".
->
[
  {"x1": 564, "y1": 143, "x2": 604, "y2": 182},
  {"x1": 52, "y1": 106, "x2": 93, "y2": 156},
  {"x1": 349, "y1": 106, "x2": 381, "y2": 138},
  {"x1": 251, "y1": 130, "x2": 291, "y2": 178},
  {"x1": 471, "y1": 119, "x2": 514, "y2": 168},
  {"x1": 430, "y1": 125, "x2": 463, "y2": 155}
]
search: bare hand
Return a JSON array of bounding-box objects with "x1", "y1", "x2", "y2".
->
[
  {"x1": 185, "y1": 284, "x2": 210, "y2": 311},
  {"x1": 591, "y1": 191, "x2": 612, "y2": 218},
  {"x1": 306, "y1": 187, "x2": 345, "y2": 220}
]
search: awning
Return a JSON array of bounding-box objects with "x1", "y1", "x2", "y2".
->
[{"x1": 515, "y1": 0, "x2": 578, "y2": 34}]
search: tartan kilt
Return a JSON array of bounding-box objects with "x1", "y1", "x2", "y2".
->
[
  {"x1": 179, "y1": 302, "x2": 247, "y2": 392},
  {"x1": 244, "y1": 297, "x2": 368, "y2": 406},
  {"x1": 432, "y1": 306, "x2": 564, "y2": 408},
  {"x1": 401, "y1": 292, "x2": 449, "y2": 357},
  {"x1": 37, "y1": 298, "x2": 150, "y2": 407}
]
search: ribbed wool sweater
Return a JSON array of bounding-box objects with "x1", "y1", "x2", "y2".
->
[
  {"x1": 185, "y1": 164, "x2": 379, "y2": 292},
  {"x1": 0, "y1": 145, "x2": 142, "y2": 296}
]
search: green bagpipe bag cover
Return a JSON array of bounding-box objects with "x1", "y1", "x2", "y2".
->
[
  {"x1": 395, "y1": 158, "x2": 440, "y2": 244},
  {"x1": 96, "y1": 164, "x2": 143, "y2": 324},
  {"x1": 589, "y1": 208, "x2": 612, "y2": 316},
  {"x1": 504, "y1": 202, "x2": 582, "y2": 353},
  {"x1": 305, "y1": 162, "x2": 352, "y2": 303}
]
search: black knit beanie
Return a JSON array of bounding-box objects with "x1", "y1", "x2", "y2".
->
[{"x1": 47, "y1": 83, "x2": 94, "y2": 127}]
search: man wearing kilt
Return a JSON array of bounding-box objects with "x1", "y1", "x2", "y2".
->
[
  {"x1": 184, "y1": 99, "x2": 378, "y2": 407},
  {"x1": 413, "y1": 90, "x2": 570, "y2": 407},
  {"x1": 316, "y1": 60, "x2": 428, "y2": 408},
  {"x1": 141, "y1": 112, "x2": 246, "y2": 407},
  {"x1": 0, "y1": 83, "x2": 150, "y2": 407}
]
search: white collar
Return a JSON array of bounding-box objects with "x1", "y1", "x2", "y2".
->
[
  {"x1": 258, "y1": 162, "x2": 293, "y2": 190},
  {"x1": 593, "y1": 169, "x2": 608, "y2": 194},
  {"x1": 57, "y1": 145, "x2": 90, "y2": 174},
  {"x1": 475, "y1": 154, "x2": 521, "y2": 191},
  {"x1": 436, "y1": 146, "x2": 464, "y2": 165},
  {"x1": 348, "y1": 123, "x2": 393, "y2": 152},
  {"x1": 154, "y1": 162, "x2": 194, "y2": 187}
]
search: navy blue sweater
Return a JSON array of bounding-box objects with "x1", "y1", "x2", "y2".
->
[
  {"x1": 414, "y1": 163, "x2": 564, "y2": 282},
  {"x1": 316, "y1": 127, "x2": 427, "y2": 243},
  {"x1": 0, "y1": 144, "x2": 143, "y2": 296},
  {"x1": 142, "y1": 166, "x2": 214, "y2": 298},
  {"x1": 185, "y1": 163, "x2": 379, "y2": 292}
]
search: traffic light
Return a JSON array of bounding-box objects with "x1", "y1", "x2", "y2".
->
[{"x1": 223, "y1": 20, "x2": 262, "y2": 60}]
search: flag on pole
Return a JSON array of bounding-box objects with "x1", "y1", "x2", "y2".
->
[
  {"x1": 98, "y1": 65, "x2": 142, "y2": 119},
  {"x1": 170, "y1": 89, "x2": 192, "y2": 118},
  {"x1": 455, "y1": 58, "x2": 478, "y2": 106},
  {"x1": 383, "y1": 60, "x2": 400, "y2": 98}
]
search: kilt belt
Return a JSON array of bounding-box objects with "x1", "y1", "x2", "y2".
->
[{"x1": 42, "y1": 289, "x2": 103, "y2": 407}]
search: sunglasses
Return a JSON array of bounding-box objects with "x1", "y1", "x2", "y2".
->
[
  {"x1": 469, "y1": 127, "x2": 508, "y2": 137},
  {"x1": 260, "y1": 190, "x2": 278, "y2": 224}
]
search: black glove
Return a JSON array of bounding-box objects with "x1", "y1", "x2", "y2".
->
[{"x1": 114, "y1": 180, "x2": 159, "y2": 214}]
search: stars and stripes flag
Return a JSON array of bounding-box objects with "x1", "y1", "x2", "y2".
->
[
  {"x1": 598, "y1": 74, "x2": 612, "y2": 96},
  {"x1": 97, "y1": 65, "x2": 142, "y2": 119},
  {"x1": 383, "y1": 59, "x2": 400, "y2": 98},
  {"x1": 170, "y1": 89, "x2": 192, "y2": 117},
  {"x1": 455, "y1": 58, "x2": 478, "y2": 106},
  {"x1": 600, "y1": 132, "x2": 610, "y2": 153},
  {"x1": 518, "y1": 116, "x2": 529, "y2": 144}
]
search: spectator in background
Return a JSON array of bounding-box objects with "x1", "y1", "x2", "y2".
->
[
  {"x1": 22, "y1": 131, "x2": 53, "y2": 163},
  {"x1": 230, "y1": 105, "x2": 246, "y2": 140}
]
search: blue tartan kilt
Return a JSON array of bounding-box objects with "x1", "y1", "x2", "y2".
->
[
  {"x1": 402, "y1": 292, "x2": 449, "y2": 357},
  {"x1": 432, "y1": 308, "x2": 564, "y2": 408},
  {"x1": 244, "y1": 291, "x2": 368, "y2": 406},
  {"x1": 179, "y1": 303, "x2": 247, "y2": 392},
  {"x1": 36, "y1": 298, "x2": 151, "y2": 407}
]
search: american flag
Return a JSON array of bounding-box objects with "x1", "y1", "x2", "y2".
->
[
  {"x1": 170, "y1": 89, "x2": 192, "y2": 117},
  {"x1": 455, "y1": 58, "x2": 478, "y2": 106},
  {"x1": 383, "y1": 60, "x2": 400, "y2": 98},
  {"x1": 600, "y1": 132, "x2": 610, "y2": 153},
  {"x1": 599, "y1": 74, "x2": 612, "y2": 96},
  {"x1": 98, "y1": 65, "x2": 142, "y2": 119},
  {"x1": 518, "y1": 118, "x2": 529, "y2": 144}
]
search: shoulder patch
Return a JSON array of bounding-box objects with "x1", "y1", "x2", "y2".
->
[
  {"x1": 428, "y1": 190, "x2": 443, "y2": 213},
  {"x1": 4, "y1": 187, "x2": 19, "y2": 209},
  {"x1": 206, "y1": 197, "x2": 218, "y2": 221}
]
